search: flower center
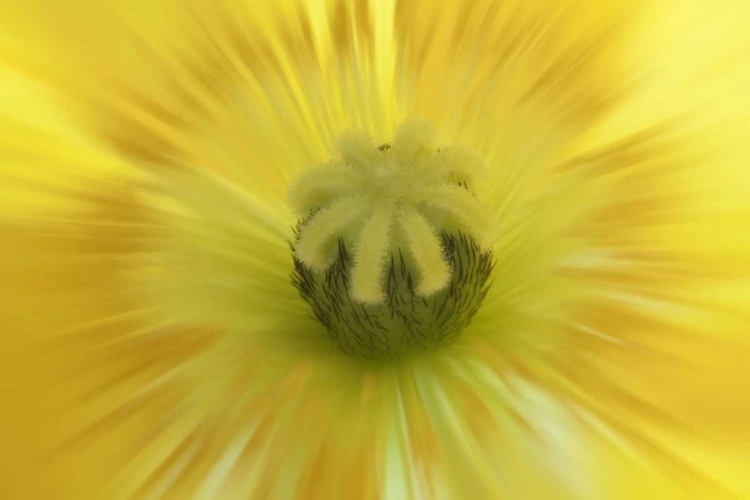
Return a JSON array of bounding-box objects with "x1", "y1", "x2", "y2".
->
[{"x1": 288, "y1": 119, "x2": 494, "y2": 359}]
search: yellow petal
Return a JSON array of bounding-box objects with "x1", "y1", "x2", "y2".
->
[{"x1": 2, "y1": 0, "x2": 750, "y2": 498}]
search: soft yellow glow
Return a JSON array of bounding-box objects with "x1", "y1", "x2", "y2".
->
[{"x1": 1, "y1": 0, "x2": 750, "y2": 499}]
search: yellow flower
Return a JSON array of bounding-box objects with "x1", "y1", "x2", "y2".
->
[{"x1": 2, "y1": 0, "x2": 750, "y2": 498}]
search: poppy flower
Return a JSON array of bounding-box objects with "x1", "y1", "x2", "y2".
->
[{"x1": 1, "y1": 1, "x2": 749, "y2": 498}]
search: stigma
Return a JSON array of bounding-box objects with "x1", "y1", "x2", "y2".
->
[
  {"x1": 288, "y1": 119, "x2": 494, "y2": 359},
  {"x1": 288, "y1": 119, "x2": 492, "y2": 303}
]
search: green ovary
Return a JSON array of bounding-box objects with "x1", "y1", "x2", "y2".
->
[{"x1": 288, "y1": 119, "x2": 495, "y2": 359}]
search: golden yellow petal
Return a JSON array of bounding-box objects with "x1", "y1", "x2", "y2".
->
[{"x1": 2, "y1": 0, "x2": 750, "y2": 498}]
